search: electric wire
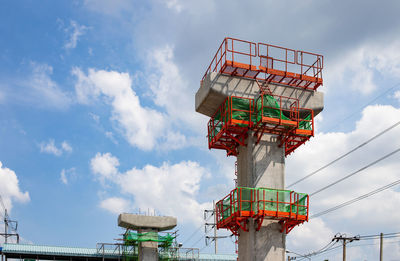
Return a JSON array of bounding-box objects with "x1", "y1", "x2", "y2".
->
[
  {"x1": 326, "y1": 82, "x2": 400, "y2": 132},
  {"x1": 182, "y1": 212, "x2": 213, "y2": 246},
  {"x1": 199, "y1": 241, "x2": 210, "y2": 252},
  {"x1": 359, "y1": 232, "x2": 400, "y2": 239},
  {"x1": 190, "y1": 234, "x2": 206, "y2": 250},
  {"x1": 311, "y1": 178, "x2": 400, "y2": 219},
  {"x1": 295, "y1": 241, "x2": 339, "y2": 260},
  {"x1": 309, "y1": 146, "x2": 400, "y2": 197},
  {"x1": 297, "y1": 232, "x2": 400, "y2": 260},
  {"x1": 298, "y1": 239, "x2": 400, "y2": 260},
  {"x1": 287, "y1": 120, "x2": 400, "y2": 188}
]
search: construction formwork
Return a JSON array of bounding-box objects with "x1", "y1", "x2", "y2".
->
[{"x1": 197, "y1": 37, "x2": 324, "y2": 261}]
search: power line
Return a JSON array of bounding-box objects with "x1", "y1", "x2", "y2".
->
[
  {"x1": 182, "y1": 211, "x2": 213, "y2": 246},
  {"x1": 190, "y1": 234, "x2": 206, "y2": 249},
  {"x1": 359, "y1": 233, "x2": 400, "y2": 241},
  {"x1": 287, "y1": 120, "x2": 400, "y2": 188},
  {"x1": 361, "y1": 232, "x2": 400, "y2": 238},
  {"x1": 298, "y1": 237, "x2": 400, "y2": 260},
  {"x1": 311, "y1": 178, "x2": 400, "y2": 219},
  {"x1": 309, "y1": 146, "x2": 400, "y2": 197},
  {"x1": 326, "y1": 82, "x2": 400, "y2": 132},
  {"x1": 296, "y1": 241, "x2": 339, "y2": 260}
]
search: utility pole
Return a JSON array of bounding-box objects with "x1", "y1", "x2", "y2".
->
[
  {"x1": 1, "y1": 209, "x2": 19, "y2": 244},
  {"x1": 204, "y1": 205, "x2": 227, "y2": 254},
  {"x1": 213, "y1": 200, "x2": 217, "y2": 254},
  {"x1": 332, "y1": 233, "x2": 360, "y2": 261},
  {"x1": 380, "y1": 232, "x2": 383, "y2": 261},
  {"x1": 343, "y1": 240, "x2": 346, "y2": 261},
  {"x1": 4, "y1": 209, "x2": 7, "y2": 243}
]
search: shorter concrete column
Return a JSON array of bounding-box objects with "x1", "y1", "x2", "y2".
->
[
  {"x1": 138, "y1": 229, "x2": 159, "y2": 261},
  {"x1": 118, "y1": 214, "x2": 177, "y2": 261}
]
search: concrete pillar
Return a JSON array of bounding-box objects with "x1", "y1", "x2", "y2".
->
[
  {"x1": 118, "y1": 214, "x2": 177, "y2": 261},
  {"x1": 237, "y1": 134, "x2": 286, "y2": 261},
  {"x1": 195, "y1": 72, "x2": 324, "y2": 261},
  {"x1": 138, "y1": 229, "x2": 159, "y2": 261}
]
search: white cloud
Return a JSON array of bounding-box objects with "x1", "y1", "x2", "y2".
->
[
  {"x1": 105, "y1": 131, "x2": 118, "y2": 144},
  {"x1": 165, "y1": 0, "x2": 183, "y2": 12},
  {"x1": 327, "y1": 39, "x2": 400, "y2": 95},
  {"x1": 147, "y1": 45, "x2": 205, "y2": 130},
  {"x1": 64, "y1": 20, "x2": 89, "y2": 49},
  {"x1": 0, "y1": 162, "x2": 30, "y2": 212},
  {"x1": 61, "y1": 141, "x2": 73, "y2": 153},
  {"x1": 288, "y1": 218, "x2": 334, "y2": 252},
  {"x1": 90, "y1": 152, "x2": 119, "y2": 181},
  {"x1": 91, "y1": 153, "x2": 211, "y2": 225},
  {"x1": 60, "y1": 168, "x2": 76, "y2": 185},
  {"x1": 89, "y1": 112, "x2": 100, "y2": 123},
  {"x1": 39, "y1": 139, "x2": 73, "y2": 156},
  {"x1": 73, "y1": 68, "x2": 166, "y2": 151},
  {"x1": 26, "y1": 63, "x2": 72, "y2": 109},
  {"x1": 159, "y1": 131, "x2": 187, "y2": 150},
  {"x1": 100, "y1": 197, "x2": 131, "y2": 214},
  {"x1": 286, "y1": 104, "x2": 400, "y2": 256},
  {"x1": 394, "y1": 90, "x2": 400, "y2": 103},
  {"x1": 73, "y1": 45, "x2": 208, "y2": 151}
]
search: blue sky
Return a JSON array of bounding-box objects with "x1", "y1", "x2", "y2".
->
[{"x1": 1, "y1": 0, "x2": 400, "y2": 259}]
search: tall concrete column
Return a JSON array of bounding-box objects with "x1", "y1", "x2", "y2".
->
[
  {"x1": 195, "y1": 72, "x2": 324, "y2": 261},
  {"x1": 237, "y1": 134, "x2": 285, "y2": 261}
]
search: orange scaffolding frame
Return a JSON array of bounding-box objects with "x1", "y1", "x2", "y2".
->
[
  {"x1": 207, "y1": 94, "x2": 314, "y2": 156},
  {"x1": 215, "y1": 187, "x2": 309, "y2": 235},
  {"x1": 201, "y1": 37, "x2": 323, "y2": 91},
  {"x1": 207, "y1": 96, "x2": 254, "y2": 156}
]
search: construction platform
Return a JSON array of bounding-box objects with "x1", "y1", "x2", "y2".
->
[
  {"x1": 215, "y1": 187, "x2": 309, "y2": 235},
  {"x1": 207, "y1": 94, "x2": 314, "y2": 156}
]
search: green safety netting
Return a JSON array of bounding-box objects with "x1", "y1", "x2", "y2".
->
[
  {"x1": 123, "y1": 232, "x2": 176, "y2": 261},
  {"x1": 298, "y1": 113, "x2": 312, "y2": 130},
  {"x1": 217, "y1": 187, "x2": 308, "y2": 222},
  {"x1": 255, "y1": 188, "x2": 307, "y2": 215},
  {"x1": 209, "y1": 95, "x2": 312, "y2": 144},
  {"x1": 255, "y1": 95, "x2": 290, "y2": 122},
  {"x1": 256, "y1": 94, "x2": 312, "y2": 132},
  {"x1": 208, "y1": 97, "x2": 253, "y2": 142},
  {"x1": 124, "y1": 231, "x2": 175, "y2": 248}
]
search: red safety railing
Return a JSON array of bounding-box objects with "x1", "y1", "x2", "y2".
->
[
  {"x1": 201, "y1": 37, "x2": 324, "y2": 90},
  {"x1": 215, "y1": 187, "x2": 309, "y2": 235},
  {"x1": 201, "y1": 38, "x2": 258, "y2": 83},
  {"x1": 207, "y1": 94, "x2": 314, "y2": 156},
  {"x1": 258, "y1": 43, "x2": 297, "y2": 74},
  {"x1": 215, "y1": 187, "x2": 256, "y2": 234},
  {"x1": 207, "y1": 96, "x2": 254, "y2": 156},
  {"x1": 254, "y1": 93, "x2": 300, "y2": 128},
  {"x1": 297, "y1": 50, "x2": 324, "y2": 79}
]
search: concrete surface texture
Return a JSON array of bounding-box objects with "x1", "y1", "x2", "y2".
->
[
  {"x1": 195, "y1": 72, "x2": 323, "y2": 118},
  {"x1": 138, "y1": 228, "x2": 159, "y2": 261},
  {"x1": 237, "y1": 134, "x2": 286, "y2": 261},
  {"x1": 118, "y1": 214, "x2": 177, "y2": 231}
]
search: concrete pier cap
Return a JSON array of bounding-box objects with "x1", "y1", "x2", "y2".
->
[
  {"x1": 195, "y1": 72, "x2": 324, "y2": 118},
  {"x1": 118, "y1": 213, "x2": 177, "y2": 231}
]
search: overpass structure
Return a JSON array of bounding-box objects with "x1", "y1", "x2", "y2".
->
[{"x1": 0, "y1": 243, "x2": 237, "y2": 261}]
